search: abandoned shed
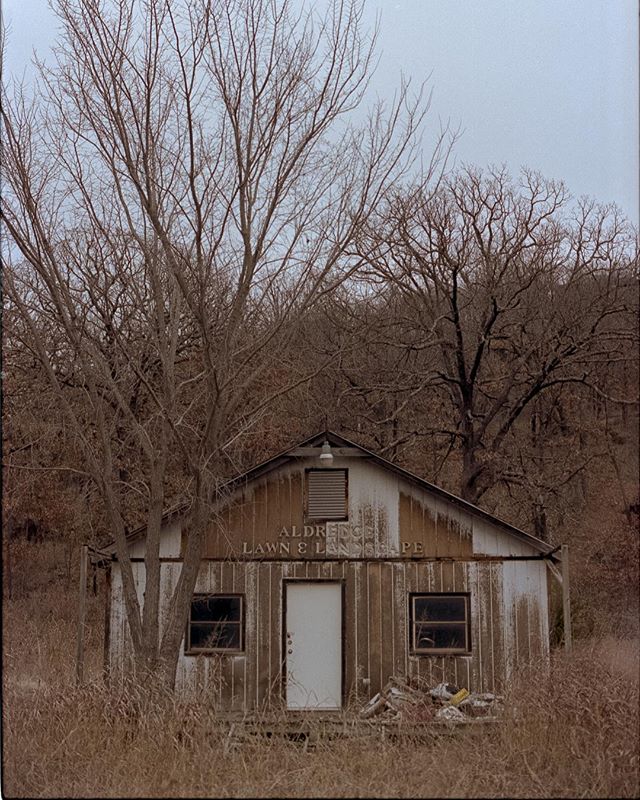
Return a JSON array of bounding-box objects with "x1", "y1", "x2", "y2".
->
[{"x1": 95, "y1": 431, "x2": 568, "y2": 711}]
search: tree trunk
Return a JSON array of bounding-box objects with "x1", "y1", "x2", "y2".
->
[{"x1": 460, "y1": 446, "x2": 485, "y2": 504}]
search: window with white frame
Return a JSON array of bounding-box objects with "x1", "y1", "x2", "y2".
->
[{"x1": 410, "y1": 593, "x2": 471, "y2": 654}]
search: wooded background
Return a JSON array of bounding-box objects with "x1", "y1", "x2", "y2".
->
[{"x1": 2, "y1": 0, "x2": 638, "y2": 672}]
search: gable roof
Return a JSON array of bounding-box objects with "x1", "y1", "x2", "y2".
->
[
  {"x1": 291, "y1": 431, "x2": 552, "y2": 554},
  {"x1": 112, "y1": 429, "x2": 554, "y2": 555}
]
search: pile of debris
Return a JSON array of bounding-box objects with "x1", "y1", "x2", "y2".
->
[{"x1": 360, "y1": 676, "x2": 502, "y2": 724}]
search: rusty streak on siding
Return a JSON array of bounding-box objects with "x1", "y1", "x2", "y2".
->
[
  {"x1": 109, "y1": 560, "x2": 549, "y2": 710},
  {"x1": 109, "y1": 455, "x2": 551, "y2": 712}
]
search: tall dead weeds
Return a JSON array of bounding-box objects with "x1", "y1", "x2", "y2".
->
[{"x1": 3, "y1": 639, "x2": 638, "y2": 798}]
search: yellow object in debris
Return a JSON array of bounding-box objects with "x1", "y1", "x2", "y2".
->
[{"x1": 449, "y1": 688, "x2": 470, "y2": 706}]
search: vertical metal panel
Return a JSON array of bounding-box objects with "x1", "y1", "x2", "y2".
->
[
  {"x1": 345, "y1": 562, "x2": 358, "y2": 703},
  {"x1": 257, "y1": 561, "x2": 272, "y2": 708},
  {"x1": 500, "y1": 559, "x2": 549, "y2": 687},
  {"x1": 393, "y1": 562, "x2": 408, "y2": 678},
  {"x1": 267, "y1": 562, "x2": 280, "y2": 709},
  {"x1": 389, "y1": 563, "x2": 396, "y2": 677},
  {"x1": 367, "y1": 563, "x2": 383, "y2": 694},
  {"x1": 472, "y1": 518, "x2": 501, "y2": 556},
  {"x1": 365, "y1": 563, "x2": 372, "y2": 692},
  {"x1": 399, "y1": 492, "x2": 412, "y2": 550},
  {"x1": 458, "y1": 512, "x2": 474, "y2": 557},
  {"x1": 534, "y1": 560, "x2": 549, "y2": 660},
  {"x1": 347, "y1": 460, "x2": 399, "y2": 554},
  {"x1": 487, "y1": 563, "x2": 496, "y2": 690},
  {"x1": 490, "y1": 562, "x2": 505, "y2": 693},
  {"x1": 241, "y1": 562, "x2": 256, "y2": 710},
  {"x1": 434, "y1": 500, "x2": 450, "y2": 557},
  {"x1": 265, "y1": 474, "x2": 278, "y2": 537},
  {"x1": 412, "y1": 561, "x2": 421, "y2": 686},
  {"x1": 253, "y1": 483, "x2": 266, "y2": 553},
  {"x1": 425, "y1": 497, "x2": 439, "y2": 556},
  {"x1": 239, "y1": 562, "x2": 247, "y2": 710},
  {"x1": 478, "y1": 563, "x2": 496, "y2": 693},
  {"x1": 289, "y1": 471, "x2": 303, "y2": 530},
  {"x1": 355, "y1": 561, "x2": 369, "y2": 699}
]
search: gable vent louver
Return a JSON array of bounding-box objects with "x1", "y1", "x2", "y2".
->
[{"x1": 307, "y1": 469, "x2": 347, "y2": 519}]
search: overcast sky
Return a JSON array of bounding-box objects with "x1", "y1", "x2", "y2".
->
[{"x1": 3, "y1": 0, "x2": 638, "y2": 224}]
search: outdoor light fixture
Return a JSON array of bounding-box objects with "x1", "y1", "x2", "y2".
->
[{"x1": 319, "y1": 440, "x2": 334, "y2": 464}]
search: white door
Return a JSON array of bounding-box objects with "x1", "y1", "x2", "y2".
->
[{"x1": 285, "y1": 582, "x2": 342, "y2": 710}]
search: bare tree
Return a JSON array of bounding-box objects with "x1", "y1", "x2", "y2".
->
[
  {"x1": 301, "y1": 289, "x2": 444, "y2": 461},
  {"x1": 2, "y1": 0, "x2": 428, "y2": 686},
  {"x1": 360, "y1": 167, "x2": 638, "y2": 505}
]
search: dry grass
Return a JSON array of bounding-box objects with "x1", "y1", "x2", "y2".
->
[
  {"x1": 3, "y1": 540, "x2": 639, "y2": 798},
  {"x1": 3, "y1": 643, "x2": 638, "y2": 798},
  {"x1": 3, "y1": 541, "x2": 105, "y2": 692}
]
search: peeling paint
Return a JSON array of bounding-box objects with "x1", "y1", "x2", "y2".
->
[{"x1": 109, "y1": 456, "x2": 551, "y2": 706}]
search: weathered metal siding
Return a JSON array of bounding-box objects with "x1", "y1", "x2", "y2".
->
[
  {"x1": 204, "y1": 458, "x2": 482, "y2": 560},
  {"x1": 109, "y1": 557, "x2": 548, "y2": 706},
  {"x1": 108, "y1": 456, "x2": 550, "y2": 705},
  {"x1": 501, "y1": 559, "x2": 549, "y2": 683}
]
